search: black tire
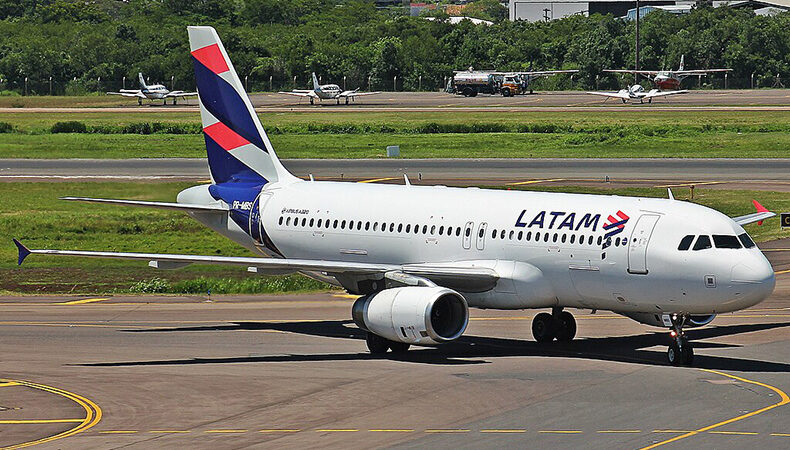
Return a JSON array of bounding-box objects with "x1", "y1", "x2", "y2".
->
[
  {"x1": 555, "y1": 311, "x2": 577, "y2": 342},
  {"x1": 366, "y1": 332, "x2": 389, "y2": 354},
  {"x1": 469, "y1": 90, "x2": 478, "y2": 97},
  {"x1": 680, "y1": 338, "x2": 694, "y2": 366},
  {"x1": 502, "y1": 88, "x2": 510, "y2": 97},
  {"x1": 462, "y1": 87, "x2": 473, "y2": 97},
  {"x1": 667, "y1": 341, "x2": 681, "y2": 366},
  {"x1": 532, "y1": 312, "x2": 556, "y2": 343},
  {"x1": 389, "y1": 341, "x2": 410, "y2": 353}
]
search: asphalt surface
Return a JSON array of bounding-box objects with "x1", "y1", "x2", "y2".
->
[
  {"x1": 1, "y1": 240, "x2": 789, "y2": 448},
  {"x1": 2, "y1": 90, "x2": 789, "y2": 113},
  {"x1": 3, "y1": 158, "x2": 790, "y2": 192}
]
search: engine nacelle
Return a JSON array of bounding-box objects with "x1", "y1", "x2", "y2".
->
[
  {"x1": 622, "y1": 312, "x2": 716, "y2": 328},
  {"x1": 352, "y1": 286, "x2": 469, "y2": 345}
]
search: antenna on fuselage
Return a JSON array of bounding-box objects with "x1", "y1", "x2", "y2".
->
[{"x1": 667, "y1": 188, "x2": 675, "y2": 200}]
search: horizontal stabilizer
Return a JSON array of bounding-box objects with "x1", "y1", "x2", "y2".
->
[{"x1": 60, "y1": 197, "x2": 228, "y2": 213}]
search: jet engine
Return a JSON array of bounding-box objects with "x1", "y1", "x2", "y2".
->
[
  {"x1": 622, "y1": 312, "x2": 716, "y2": 328},
  {"x1": 352, "y1": 286, "x2": 469, "y2": 345}
]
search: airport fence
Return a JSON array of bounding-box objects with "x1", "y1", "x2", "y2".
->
[{"x1": 0, "y1": 73, "x2": 786, "y2": 96}]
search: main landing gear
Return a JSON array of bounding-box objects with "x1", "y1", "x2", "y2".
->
[
  {"x1": 532, "y1": 307, "x2": 577, "y2": 343},
  {"x1": 365, "y1": 332, "x2": 410, "y2": 355},
  {"x1": 667, "y1": 314, "x2": 694, "y2": 366}
]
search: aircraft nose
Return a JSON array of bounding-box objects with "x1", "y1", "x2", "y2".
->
[{"x1": 731, "y1": 256, "x2": 776, "y2": 299}]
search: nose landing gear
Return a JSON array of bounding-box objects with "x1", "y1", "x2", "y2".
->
[
  {"x1": 667, "y1": 314, "x2": 694, "y2": 366},
  {"x1": 531, "y1": 308, "x2": 577, "y2": 343}
]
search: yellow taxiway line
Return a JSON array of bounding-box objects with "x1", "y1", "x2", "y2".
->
[
  {"x1": 1, "y1": 378, "x2": 102, "y2": 449},
  {"x1": 56, "y1": 298, "x2": 109, "y2": 305},
  {"x1": 358, "y1": 177, "x2": 399, "y2": 183},
  {"x1": 508, "y1": 178, "x2": 566, "y2": 186},
  {"x1": 639, "y1": 369, "x2": 789, "y2": 449}
]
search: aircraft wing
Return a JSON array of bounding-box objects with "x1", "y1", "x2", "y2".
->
[
  {"x1": 164, "y1": 91, "x2": 198, "y2": 98},
  {"x1": 643, "y1": 89, "x2": 689, "y2": 99},
  {"x1": 732, "y1": 200, "x2": 776, "y2": 226},
  {"x1": 523, "y1": 70, "x2": 579, "y2": 76},
  {"x1": 278, "y1": 90, "x2": 317, "y2": 98},
  {"x1": 13, "y1": 240, "x2": 499, "y2": 292},
  {"x1": 106, "y1": 91, "x2": 145, "y2": 98},
  {"x1": 675, "y1": 69, "x2": 732, "y2": 75},
  {"x1": 586, "y1": 91, "x2": 631, "y2": 100},
  {"x1": 338, "y1": 90, "x2": 380, "y2": 98},
  {"x1": 604, "y1": 70, "x2": 659, "y2": 76}
]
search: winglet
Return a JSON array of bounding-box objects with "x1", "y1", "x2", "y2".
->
[
  {"x1": 752, "y1": 199, "x2": 770, "y2": 225},
  {"x1": 13, "y1": 239, "x2": 31, "y2": 266}
]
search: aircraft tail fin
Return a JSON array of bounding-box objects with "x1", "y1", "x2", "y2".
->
[
  {"x1": 138, "y1": 72, "x2": 147, "y2": 89},
  {"x1": 187, "y1": 26, "x2": 296, "y2": 185},
  {"x1": 312, "y1": 72, "x2": 320, "y2": 90},
  {"x1": 679, "y1": 55, "x2": 685, "y2": 71}
]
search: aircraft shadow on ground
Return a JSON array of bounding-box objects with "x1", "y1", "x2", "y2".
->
[{"x1": 75, "y1": 320, "x2": 790, "y2": 372}]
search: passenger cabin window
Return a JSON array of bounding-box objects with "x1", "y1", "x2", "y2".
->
[
  {"x1": 678, "y1": 235, "x2": 694, "y2": 251},
  {"x1": 693, "y1": 235, "x2": 712, "y2": 251},
  {"x1": 713, "y1": 235, "x2": 742, "y2": 249},
  {"x1": 739, "y1": 233, "x2": 756, "y2": 248}
]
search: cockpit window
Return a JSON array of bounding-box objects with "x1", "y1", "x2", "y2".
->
[
  {"x1": 678, "y1": 235, "x2": 694, "y2": 251},
  {"x1": 692, "y1": 235, "x2": 712, "y2": 251},
  {"x1": 738, "y1": 232, "x2": 755, "y2": 248},
  {"x1": 713, "y1": 235, "x2": 742, "y2": 249}
]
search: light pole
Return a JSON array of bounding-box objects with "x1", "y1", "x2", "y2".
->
[
  {"x1": 24, "y1": 77, "x2": 28, "y2": 96},
  {"x1": 49, "y1": 76, "x2": 52, "y2": 96},
  {"x1": 368, "y1": 75, "x2": 371, "y2": 89},
  {"x1": 269, "y1": 75, "x2": 272, "y2": 92},
  {"x1": 635, "y1": 0, "x2": 640, "y2": 85},
  {"x1": 293, "y1": 75, "x2": 297, "y2": 88},
  {"x1": 751, "y1": 72, "x2": 755, "y2": 89},
  {"x1": 393, "y1": 75, "x2": 397, "y2": 92},
  {"x1": 171, "y1": 75, "x2": 174, "y2": 90},
  {"x1": 419, "y1": 75, "x2": 422, "y2": 91},
  {"x1": 343, "y1": 75, "x2": 346, "y2": 90},
  {"x1": 724, "y1": 72, "x2": 728, "y2": 89},
  {"x1": 97, "y1": 77, "x2": 101, "y2": 92},
  {"x1": 122, "y1": 76, "x2": 126, "y2": 89},
  {"x1": 245, "y1": 75, "x2": 248, "y2": 92}
]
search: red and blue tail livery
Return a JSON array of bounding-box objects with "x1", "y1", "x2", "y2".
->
[{"x1": 188, "y1": 26, "x2": 294, "y2": 186}]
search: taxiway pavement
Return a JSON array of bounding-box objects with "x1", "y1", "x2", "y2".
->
[
  {"x1": 3, "y1": 158, "x2": 790, "y2": 192},
  {"x1": 1, "y1": 242, "x2": 789, "y2": 448}
]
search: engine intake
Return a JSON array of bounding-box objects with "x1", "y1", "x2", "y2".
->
[{"x1": 352, "y1": 286, "x2": 469, "y2": 345}]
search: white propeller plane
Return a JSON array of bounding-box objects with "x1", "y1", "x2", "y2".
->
[
  {"x1": 107, "y1": 72, "x2": 197, "y2": 105},
  {"x1": 279, "y1": 72, "x2": 379, "y2": 105},
  {"x1": 16, "y1": 27, "x2": 777, "y2": 366},
  {"x1": 587, "y1": 84, "x2": 688, "y2": 104}
]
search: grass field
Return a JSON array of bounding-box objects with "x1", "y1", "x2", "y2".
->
[
  {"x1": 2, "y1": 181, "x2": 787, "y2": 294},
  {"x1": 1, "y1": 110, "x2": 789, "y2": 159}
]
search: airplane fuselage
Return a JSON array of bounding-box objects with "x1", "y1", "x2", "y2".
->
[
  {"x1": 653, "y1": 72, "x2": 681, "y2": 90},
  {"x1": 182, "y1": 181, "x2": 775, "y2": 316}
]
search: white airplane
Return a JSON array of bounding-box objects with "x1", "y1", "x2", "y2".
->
[
  {"x1": 587, "y1": 84, "x2": 688, "y2": 104},
  {"x1": 279, "y1": 72, "x2": 379, "y2": 105},
  {"x1": 107, "y1": 72, "x2": 197, "y2": 105},
  {"x1": 15, "y1": 26, "x2": 777, "y2": 367}
]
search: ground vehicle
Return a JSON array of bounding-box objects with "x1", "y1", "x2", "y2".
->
[
  {"x1": 500, "y1": 74, "x2": 529, "y2": 96},
  {"x1": 451, "y1": 71, "x2": 499, "y2": 96}
]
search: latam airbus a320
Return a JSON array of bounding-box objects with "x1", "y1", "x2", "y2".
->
[{"x1": 15, "y1": 27, "x2": 776, "y2": 366}]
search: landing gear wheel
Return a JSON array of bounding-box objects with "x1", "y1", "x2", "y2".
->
[
  {"x1": 309, "y1": 97, "x2": 314, "y2": 105},
  {"x1": 388, "y1": 341, "x2": 410, "y2": 353},
  {"x1": 555, "y1": 311, "x2": 577, "y2": 342},
  {"x1": 681, "y1": 342, "x2": 694, "y2": 365},
  {"x1": 532, "y1": 312, "x2": 556, "y2": 343},
  {"x1": 138, "y1": 98, "x2": 143, "y2": 106},
  {"x1": 366, "y1": 332, "x2": 389, "y2": 354},
  {"x1": 667, "y1": 340, "x2": 681, "y2": 366}
]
